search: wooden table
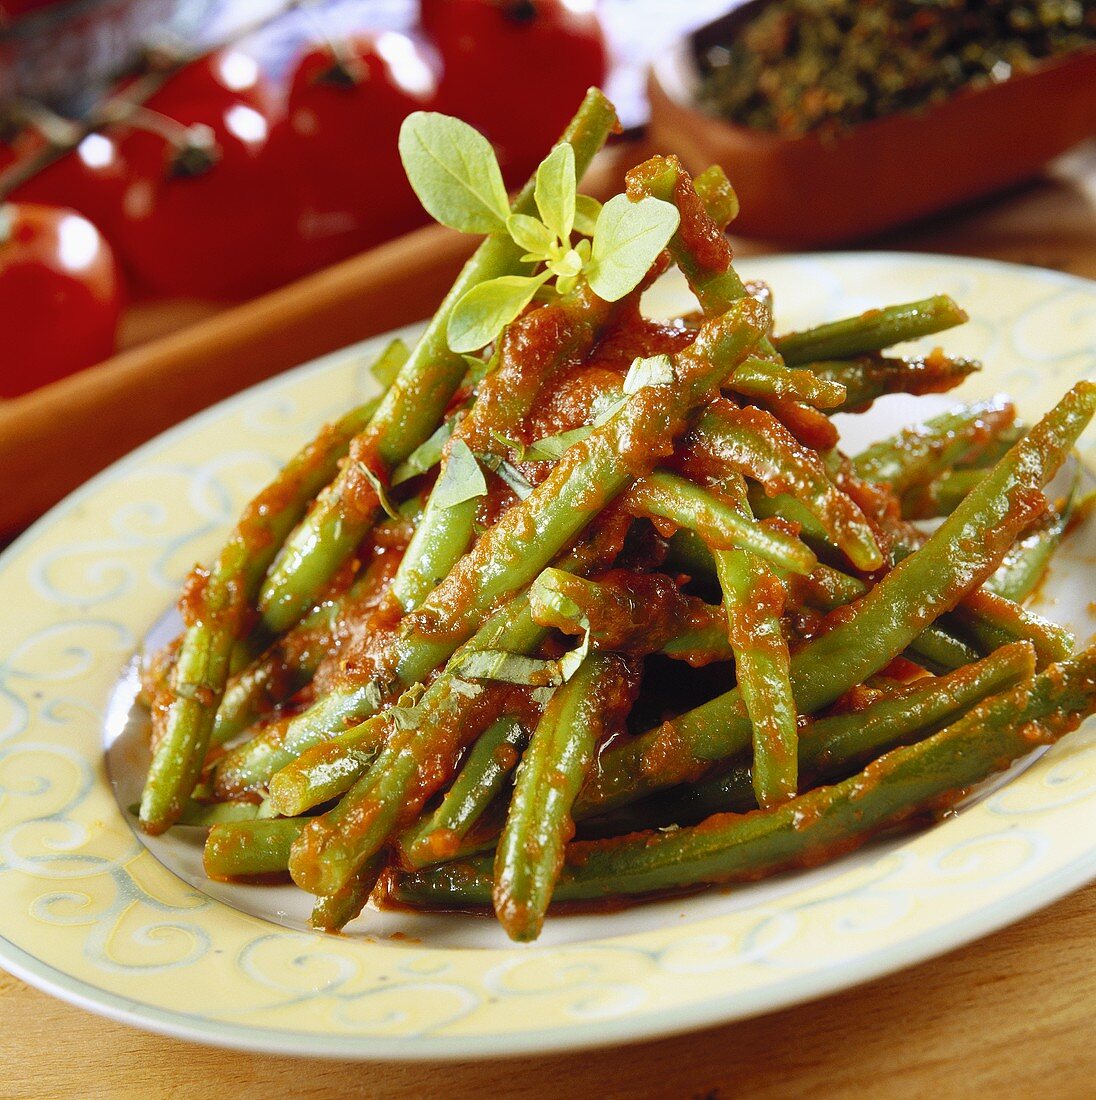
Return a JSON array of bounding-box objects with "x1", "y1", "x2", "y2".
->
[{"x1": 2, "y1": 143, "x2": 1094, "y2": 1098}]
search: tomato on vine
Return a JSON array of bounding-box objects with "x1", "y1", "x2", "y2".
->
[
  {"x1": 0, "y1": 202, "x2": 123, "y2": 397},
  {"x1": 422, "y1": 0, "x2": 608, "y2": 182},
  {"x1": 118, "y1": 47, "x2": 275, "y2": 118},
  {"x1": 114, "y1": 96, "x2": 292, "y2": 299},
  {"x1": 274, "y1": 30, "x2": 437, "y2": 276},
  {"x1": 7, "y1": 130, "x2": 128, "y2": 240}
]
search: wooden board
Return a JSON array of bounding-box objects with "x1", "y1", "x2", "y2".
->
[{"x1": 1, "y1": 883, "x2": 1093, "y2": 1098}]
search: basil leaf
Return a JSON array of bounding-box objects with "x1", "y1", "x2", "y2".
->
[
  {"x1": 369, "y1": 337, "x2": 409, "y2": 389},
  {"x1": 490, "y1": 431, "x2": 526, "y2": 461},
  {"x1": 592, "y1": 392, "x2": 627, "y2": 425},
  {"x1": 449, "y1": 677, "x2": 483, "y2": 699},
  {"x1": 586, "y1": 195, "x2": 680, "y2": 302},
  {"x1": 447, "y1": 272, "x2": 549, "y2": 353},
  {"x1": 453, "y1": 650, "x2": 558, "y2": 687},
  {"x1": 525, "y1": 424, "x2": 593, "y2": 460},
  {"x1": 479, "y1": 452, "x2": 535, "y2": 499},
  {"x1": 454, "y1": 629, "x2": 589, "y2": 687},
  {"x1": 534, "y1": 141, "x2": 576, "y2": 242},
  {"x1": 530, "y1": 572, "x2": 585, "y2": 625},
  {"x1": 385, "y1": 683, "x2": 427, "y2": 731},
  {"x1": 507, "y1": 213, "x2": 555, "y2": 258},
  {"x1": 623, "y1": 353, "x2": 675, "y2": 394},
  {"x1": 432, "y1": 439, "x2": 487, "y2": 509},
  {"x1": 399, "y1": 112, "x2": 510, "y2": 234},
  {"x1": 391, "y1": 416, "x2": 459, "y2": 485},
  {"x1": 556, "y1": 627, "x2": 591, "y2": 683},
  {"x1": 573, "y1": 194, "x2": 602, "y2": 236},
  {"x1": 547, "y1": 247, "x2": 583, "y2": 280},
  {"x1": 357, "y1": 462, "x2": 399, "y2": 519}
]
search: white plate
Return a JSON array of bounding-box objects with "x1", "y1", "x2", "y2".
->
[{"x1": 1, "y1": 253, "x2": 1094, "y2": 1059}]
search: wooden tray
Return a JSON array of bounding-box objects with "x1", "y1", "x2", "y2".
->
[
  {"x1": 0, "y1": 146, "x2": 636, "y2": 537},
  {"x1": 0, "y1": 223, "x2": 475, "y2": 537}
]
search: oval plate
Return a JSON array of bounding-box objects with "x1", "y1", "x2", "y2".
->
[{"x1": 1, "y1": 253, "x2": 1094, "y2": 1060}]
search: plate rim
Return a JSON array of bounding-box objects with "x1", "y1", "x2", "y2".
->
[{"x1": 1, "y1": 250, "x2": 1094, "y2": 1061}]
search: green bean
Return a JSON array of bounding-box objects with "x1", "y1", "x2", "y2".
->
[
  {"x1": 681, "y1": 641, "x2": 1035, "y2": 814},
  {"x1": 802, "y1": 353, "x2": 980, "y2": 412},
  {"x1": 579, "y1": 382, "x2": 1095, "y2": 815},
  {"x1": 625, "y1": 157, "x2": 752, "y2": 320},
  {"x1": 957, "y1": 422, "x2": 1026, "y2": 469},
  {"x1": 900, "y1": 467, "x2": 985, "y2": 519},
  {"x1": 692, "y1": 164, "x2": 740, "y2": 229},
  {"x1": 389, "y1": 485, "x2": 478, "y2": 612},
  {"x1": 401, "y1": 299, "x2": 770, "y2": 651},
  {"x1": 209, "y1": 579, "x2": 432, "y2": 801},
  {"x1": 753, "y1": 469, "x2": 1071, "y2": 668},
  {"x1": 310, "y1": 855, "x2": 384, "y2": 932},
  {"x1": 879, "y1": 533, "x2": 1075, "y2": 668},
  {"x1": 774, "y1": 296, "x2": 968, "y2": 366},
  {"x1": 268, "y1": 540, "x2": 605, "y2": 819},
  {"x1": 138, "y1": 395, "x2": 384, "y2": 835},
  {"x1": 495, "y1": 655, "x2": 627, "y2": 941},
  {"x1": 670, "y1": 522, "x2": 979, "y2": 673},
  {"x1": 715, "y1": 546, "x2": 798, "y2": 806},
  {"x1": 211, "y1": 625, "x2": 324, "y2": 748},
  {"x1": 658, "y1": 619, "x2": 734, "y2": 665},
  {"x1": 987, "y1": 499, "x2": 1075, "y2": 603},
  {"x1": 727, "y1": 356, "x2": 846, "y2": 409},
  {"x1": 623, "y1": 469, "x2": 817, "y2": 575},
  {"x1": 852, "y1": 397, "x2": 1016, "y2": 494},
  {"x1": 948, "y1": 588, "x2": 1073, "y2": 667},
  {"x1": 212, "y1": 549, "x2": 403, "y2": 746},
  {"x1": 690, "y1": 403, "x2": 884, "y2": 571},
  {"x1": 398, "y1": 716, "x2": 527, "y2": 870},
  {"x1": 203, "y1": 818, "x2": 306, "y2": 879},
  {"x1": 389, "y1": 645, "x2": 1096, "y2": 908},
  {"x1": 257, "y1": 90, "x2": 619, "y2": 634},
  {"x1": 131, "y1": 798, "x2": 261, "y2": 827},
  {"x1": 529, "y1": 566, "x2": 729, "y2": 661},
  {"x1": 211, "y1": 678, "x2": 392, "y2": 800}
]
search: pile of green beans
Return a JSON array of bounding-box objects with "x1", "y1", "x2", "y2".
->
[{"x1": 138, "y1": 91, "x2": 1096, "y2": 943}]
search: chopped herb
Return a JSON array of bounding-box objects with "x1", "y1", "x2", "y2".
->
[
  {"x1": 433, "y1": 439, "x2": 488, "y2": 509},
  {"x1": 392, "y1": 416, "x2": 460, "y2": 486},
  {"x1": 357, "y1": 462, "x2": 399, "y2": 519}
]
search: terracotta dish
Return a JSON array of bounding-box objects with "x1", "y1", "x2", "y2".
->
[{"x1": 648, "y1": 7, "x2": 1096, "y2": 246}]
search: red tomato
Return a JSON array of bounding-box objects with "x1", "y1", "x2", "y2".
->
[
  {"x1": 8, "y1": 130, "x2": 127, "y2": 240},
  {"x1": 422, "y1": 0, "x2": 608, "y2": 182},
  {"x1": 116, "y1": 48, "x2": 276, "y2": 118},
  {"x1": 274, "y1": 31, "x2": 437, "y2": 277},
  {"x1": 114, "y1": 96, "x2": 293, "y2": 299},
  {"x1": 0, "y1": 0, "x2": 61, "y2": 20},
  {"x1": 0, "y1": 203, "x2": 123, "y2": 398}
]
